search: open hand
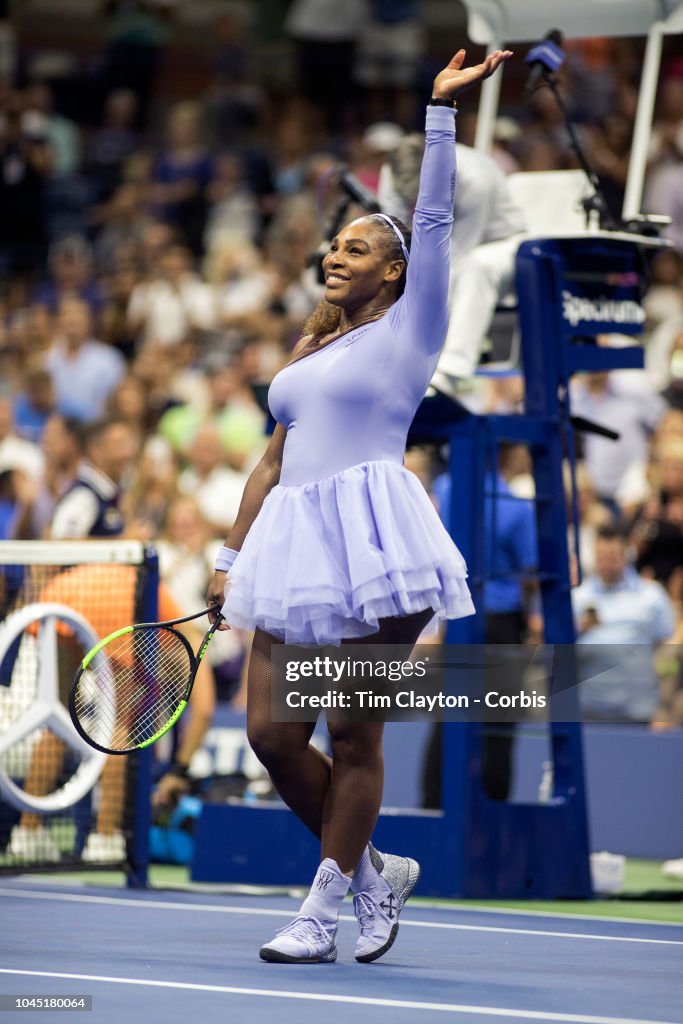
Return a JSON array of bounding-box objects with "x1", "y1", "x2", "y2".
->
[{"x1": 433, "y1": 48, "x2": 513, "y2": 101}]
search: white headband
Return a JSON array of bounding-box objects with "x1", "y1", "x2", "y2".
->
[{"x1": 373, "y1": 213, "x2": 410, "y2": 264}]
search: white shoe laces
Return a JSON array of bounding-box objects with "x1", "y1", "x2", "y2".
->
[
  {"x1": 275, "y1": 915, "x2": 332, "y2": 946},
  {"x1": 353, "y1": 892, "x2": 380, "y2": 934}
]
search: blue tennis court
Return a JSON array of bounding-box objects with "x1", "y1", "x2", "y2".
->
[{"x1": 0, "y1": 879, "x2": 681, "y2": 1024}]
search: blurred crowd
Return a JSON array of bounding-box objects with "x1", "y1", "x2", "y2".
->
[{"x1": 1, "y1": 1, "x2": 683, "y2": 722}]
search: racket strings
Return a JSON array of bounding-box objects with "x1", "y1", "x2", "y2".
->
[{"x1": 72, "y1": 627, "x2": 193, "y2": 752}]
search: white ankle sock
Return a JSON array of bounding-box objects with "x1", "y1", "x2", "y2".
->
[
  {"x1": 299, "y1": 858, "x2": 351, "y2": 923},
  {"x1": 350, "y1": 847, "x2": 375, "y2": 894},
  {"x1": 350, "y1": 845, "x2": 390, "y2": 895}
]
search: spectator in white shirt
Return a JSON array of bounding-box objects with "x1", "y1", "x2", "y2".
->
[
  {"x1": 0, "y1": 395, "x2": 44, "y2": 481},
  {"x1": 205, "y1": 235, "x2": 277, "y2": 328},
  {"x1": 178, "y1": 423, "x2": 247, "y2": 533},
  {"x1": 378, "y1": 134, "x2": 526, "y2": 394},
  {"x1": 204, "y1": 152, "x2": 260, "y2": 251},
  {"x1": 12, "y1": 414, "x2": 82, "y2": 539},
  {"x1": 570, "y1": 371, "x2": 666, "y2": 513},
  {"x1": 127, "y1": 243, "x2": 215, "y2": 346}
]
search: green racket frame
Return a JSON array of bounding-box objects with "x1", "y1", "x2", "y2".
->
[{"x1": 68, "y1": 608, "x2": 222, "y2": 756}]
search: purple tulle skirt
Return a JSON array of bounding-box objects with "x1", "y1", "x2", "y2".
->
[{"x1": 221, "y1": 460, "x2": 475, "y2": 645}]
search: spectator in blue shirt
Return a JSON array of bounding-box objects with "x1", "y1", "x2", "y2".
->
[
  {"x1": 150, "y1": 102, "x2": 213, "y2": 256},
  {"x1": 432, "y1": 443, "x2": 538, "y2": 636},
  {"x1": 33, "y1": 236, "x2": 105, "y2": 319},
  {"x1": 45, "y1": 297, "x2": 126, "y2": 423},
  {"x1": 426, "y1": 443, "x2": 539, "y2": 803},
  {"x1": 572, "y1": 524, "x2": 675, "y2": 723},
  {"x1": 13, "y1": 367, "x2": 56, "y2": 444},
  {"x1": 0, "y1": 469, "x2": 17, "y2": 538}
]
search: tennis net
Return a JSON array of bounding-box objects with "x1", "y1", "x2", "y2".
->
[{"x1": 0, "y1": 540, "x2": 157, "y2": 882}]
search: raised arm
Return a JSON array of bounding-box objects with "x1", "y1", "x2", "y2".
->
[{"x1": 395, "y1": 48, "x2": 512, "y2": 356}]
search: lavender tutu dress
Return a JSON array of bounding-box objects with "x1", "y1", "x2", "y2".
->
[{"x1": 221, "y1": 106, "x2": 475, "y2": 644}]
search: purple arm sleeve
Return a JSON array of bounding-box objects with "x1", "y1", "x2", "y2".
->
[{"x1": 390, "y1": 105, "x2": 456, "y2": 357}]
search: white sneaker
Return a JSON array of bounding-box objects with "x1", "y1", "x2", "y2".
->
[
  {"x1": 259, "y1": 915, "x2": 337, "y2": 964},
  {"x1": 81, "y1": 831, "x2": 126, "y2": 864},
  {"x1": 354, "y1": 845, "x2": 420, "y2": 963},
  {"x1": 8, "y1": 825, "x2": 61, "y2": 863},
  {"x1": 662, "y1": 858, "x2": 683, "y2": 880}
]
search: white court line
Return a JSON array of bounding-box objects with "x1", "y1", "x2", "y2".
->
[
  {"x1": 414, "y1": 900, "x2": 683, "y2": 930},
  {"x1": 0, "y1": 969, "x2": 678, "y2": 1024},
  {"x1": 23, "y1": 873, "x2": 683, "y2": 930},
  {"x1": 19, "y1": 874, "x2": 683, "y2": 929},
  {"x1": 1, "y1": 888, "x2": 681, "y2": 947},
  {"x1": 20, "y1": 872, "x2": 683, "y2": 931}
]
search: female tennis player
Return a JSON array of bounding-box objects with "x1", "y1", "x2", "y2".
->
[{"x1": 207, "y1": 47, "x2": 513, "y2": 964}]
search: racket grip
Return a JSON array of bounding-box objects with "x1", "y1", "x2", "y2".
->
[{"x1": 198, "y1": 614, "x2": 224, "y2": 661}]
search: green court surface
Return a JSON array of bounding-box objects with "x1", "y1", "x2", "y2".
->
[
  {"x1": 447, "y1": 859, "x2": 683, "y2": 925},
  {"x1": 18, "y1": 858, "x2": 683, "y2": 924}
]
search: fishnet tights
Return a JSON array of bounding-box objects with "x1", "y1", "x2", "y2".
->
[{"x1": 246, "y1": 609, "x2": 433, "y2": 874}]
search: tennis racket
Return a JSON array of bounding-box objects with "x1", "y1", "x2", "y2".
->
[{"x1": 68, "y1": 606, "x2": 223, "y2": 755}]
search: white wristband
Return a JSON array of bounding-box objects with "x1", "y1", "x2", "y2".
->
[{"x1": 214, "y1": 546, "x2": 239, "y2": 573}]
